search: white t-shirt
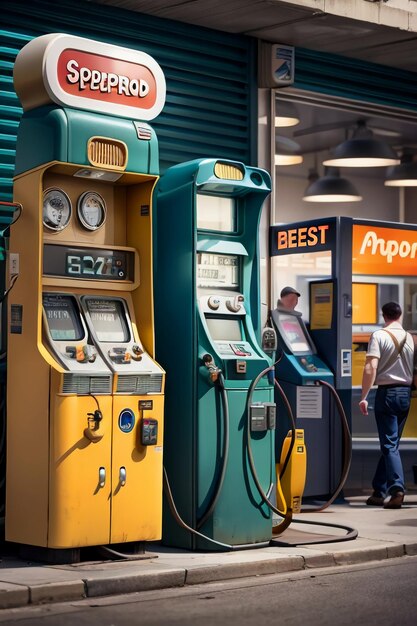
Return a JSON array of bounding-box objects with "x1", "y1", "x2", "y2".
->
[{"x1": 366, "y1": 322, "x2": 414, "y2": 386}]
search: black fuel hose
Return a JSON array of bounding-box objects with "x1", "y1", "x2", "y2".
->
[
  {"x1": 274, "y1": 377, "x2": 297, "y2": 480},
  {"x1": 96, "y1": 545, "x2": 154, "y2": 561},
  {"x1": 300, "y1": 379, "x2": 352, "y2": 513},
  {"x1": 163, "y1": 467, "x2": 269, "y2": 551},
  {"x1": 197, "y1": 372, "x2": 229, "y2": 530},
  {"x1": 271, "y1": 376, "x2": 357, "y2": 543},
  {"x1": 247, "y1": 363, "x2": 357, "y2": 543},
  {"x1": 245, "y1": 365, "x2": 293, "y2": 532},
  {"x1": 0, "y1": 272, "x2": 18, "y2": 305}
]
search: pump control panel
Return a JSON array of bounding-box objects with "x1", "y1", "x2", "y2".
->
[
  {"x1": 81, "y1": 295, "x2": 164, "y2": 387},
  {"x1": 42, "y1": 292, "x2": 110, "y2": 376},
  {"x1": 199, "y1": 294, "x2": 260, "y2": 360}
]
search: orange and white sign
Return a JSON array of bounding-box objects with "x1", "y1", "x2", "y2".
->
[
  {"x1": 276, "y1": 224, "x2": 329, "y2": 250},
  {"x1": 13, "y1": 33, "x2": 166, "y2": 121},
  {"x1": 353, "y1": 224, "x2": 417, "y2": 275}
]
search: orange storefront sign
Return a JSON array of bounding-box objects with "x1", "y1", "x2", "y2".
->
[{"x1": 352, "y1": 224, "x2": 417, "y2": 275}]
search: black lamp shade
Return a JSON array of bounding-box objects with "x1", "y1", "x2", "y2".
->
[
  {"x1": 323, "y1": 138, "x2": 399, "y2": 167},
  {"x1": 385, "y1": 161, "x2": 417, "y2": 186},
  {"x1": 303, "y1": 170, "x2": 362, "y2": 202}
]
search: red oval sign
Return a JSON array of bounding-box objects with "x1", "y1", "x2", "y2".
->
[
  {"x1": 13, "y1": 34, "x2": 166, "y2": 120},
  {"x1": 57, "y1": 49, "x2": 157, "y2": 110}
]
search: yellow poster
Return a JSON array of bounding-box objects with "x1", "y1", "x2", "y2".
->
[
  {"x1": 352, "y1": 283, "x2": 377, "y2": 324},
  {"x1": 310, "y1": 282, "x2": 333, "y2": 330}
]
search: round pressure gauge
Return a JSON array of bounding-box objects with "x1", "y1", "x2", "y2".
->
[
  {"x1": 77, "y1": 191, "x2": 107, "y2": 231},
  {"x1": 42, "y1": 188, "x2": 72, "y2": 232}
]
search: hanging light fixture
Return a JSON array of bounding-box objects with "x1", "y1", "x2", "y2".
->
[
  {"x1": 303, "y1": 167, "x2": 362, "y2": 202},
  {"x1": 275, "y1": 100, "x2": 300, "y2": 127},
  {"x1": 323, "y1": 120, "x2": 400, "y2": 168},
  {"x1": 275, "y1": 136, "x2": 303, "y2": 166},
  {"x1": 384, "y1": 151, "x2": 417, "y2": 186}
]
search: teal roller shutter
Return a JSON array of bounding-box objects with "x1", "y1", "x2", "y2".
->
[
  {"x1": 294, "y1": 47, "x2": 417, "y2": 112},
  {"x1": 0, "y1": 0, "x2": 257, "y2": 203}
]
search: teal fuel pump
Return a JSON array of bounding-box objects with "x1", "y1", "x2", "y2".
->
[{"x1": 154, "y1": 159, "x2": 276, "y2": 550}]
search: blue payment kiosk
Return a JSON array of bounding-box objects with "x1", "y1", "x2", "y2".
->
[
  {"x1": 269, "y1": 218, "x2": 353, "y2": 501},
  {"x1": 270, "y1": 306, "x2": 335, "y2": 499}
]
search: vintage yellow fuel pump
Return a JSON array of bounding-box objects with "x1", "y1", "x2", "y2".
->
[{"x1": 6, "y1": 34, "x2": 165, "y2": 558}]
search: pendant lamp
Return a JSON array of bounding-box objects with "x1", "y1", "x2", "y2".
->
[
  {"x1": 385, "y1": 152, "x2": 417, "y2": 187},
  {"x1": 323, "y1": 120, "x2": 399, "y2": 168},
  {"x1": 275, "y1": 136, "x2": 303, "y2": 166},
  {"x1": 303, "y1": 168, "x2": 362, "y2": 202},
  {"x1": 275, "y1": 101, "x2": 300, "y2": 127}
]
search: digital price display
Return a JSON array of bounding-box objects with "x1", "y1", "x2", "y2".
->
[
  {"x1": 43, "y1": 244, "x2": 135, "y2": 281},
  {"x1": 43, "y1": 294, "x2": 84, "y2": 341},
  {"x1": 197, "y1": 253, "x2": 239, "y2": 289}
]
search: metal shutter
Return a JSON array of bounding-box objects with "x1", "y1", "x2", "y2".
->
[
  {"x1": 294, "y1": 47, "x2": 417, "y2": 112},
  {"x1": 0, "y1": 0, "x2": 257, "y2": 204}
]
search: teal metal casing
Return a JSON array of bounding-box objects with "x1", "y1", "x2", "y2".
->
[
  {"x1": 14, "y1": 106, "x2": 159, "y2": 176},
  {"x1": 154, "y1": 158, "x2": 275, "y2": 550}
]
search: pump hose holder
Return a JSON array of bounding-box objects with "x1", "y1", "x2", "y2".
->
[{"x1": 84, "y1": 410, "x2": 104, "y2": 443}]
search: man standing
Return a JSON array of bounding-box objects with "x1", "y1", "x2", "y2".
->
[
  {"x1": 277, "y1": 286, "x2": 300, "y2": 311},
  {"x1": 359, "y1": 302, "x2": 414, "y2": 509}
]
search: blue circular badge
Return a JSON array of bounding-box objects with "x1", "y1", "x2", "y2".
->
[{"x1": 118, "y1": 408, "x2": 135, "y2": 433}]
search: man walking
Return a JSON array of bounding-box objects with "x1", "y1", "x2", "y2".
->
[{"x1": 359, "y1": 301, "x2": 414, "y2": 509}]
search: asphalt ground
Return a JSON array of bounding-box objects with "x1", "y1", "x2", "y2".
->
[{"x1": 0, "y1": 492, "x2": 416, "y2": 609}]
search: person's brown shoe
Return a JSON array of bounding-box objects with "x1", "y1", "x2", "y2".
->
[
  {"x1": 366, "y1": 493, "x2": 384, "y2": 506},
  {"x1": 383, "y1": 492, "x2": 404, "y2": 509}
]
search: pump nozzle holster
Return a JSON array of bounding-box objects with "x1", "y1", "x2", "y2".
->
[
  {"x1": 84, "y1": 410, "x2": 104, "y2": 443},
  {"x1": 202, "y1": 353, "x2": 222, "y2": 383}
]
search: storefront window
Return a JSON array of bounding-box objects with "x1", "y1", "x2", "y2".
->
[{"x1": 271, "y1": 249, "x2": 331, "y2": 321}]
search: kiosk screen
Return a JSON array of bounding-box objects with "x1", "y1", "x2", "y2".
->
[
  {"x1": 43, "y1": 294, "x2": 84, "y2": 341},
  {"x1": 206, "y1": 317, "x2": 242, "y2": 341},
  {"x1": 197, "y1": 253, "x2": 239, "y2": 290},
  {"x1": 85, "y1": 298, "x2": 130, "y2": 342},
  {"x1": 196, "y1": 195, "x2": 235, "y2": 232},
  {"x1": 279, "y1": 314, "x2": 311, "y2": 354}
]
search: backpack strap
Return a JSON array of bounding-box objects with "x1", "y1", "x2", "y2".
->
[
  {"x1": 380, "y1": 328, "x2": 409, "y2": 371},
  {"x1": 382, "y1": 328, "x2": 407, "y2": 354}
]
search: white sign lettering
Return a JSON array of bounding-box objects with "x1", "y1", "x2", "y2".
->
[
  {"x1": 359, "y1": 230, "x2": 417, "y2": 263},
  {"x1": 66, "y1": 60, "x2": 150, "y2": 98}
]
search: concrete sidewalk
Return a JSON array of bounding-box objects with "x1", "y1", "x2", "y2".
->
[{"x1": 0, "y1": 493, "x2": 416, "y2": 610}]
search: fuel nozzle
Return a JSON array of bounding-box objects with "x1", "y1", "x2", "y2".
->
[
  {"x1": 84, "y1": 409, "x2": 104, "y2": 443},
  {"x1": 202, "y1": 353, "x2": 222, "y2": 384}
]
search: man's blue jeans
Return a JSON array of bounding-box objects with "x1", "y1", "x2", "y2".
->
[{"x1": 372, "y1": 385, "x2": 411, "y2": 496}]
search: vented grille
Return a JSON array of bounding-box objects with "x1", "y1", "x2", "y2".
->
[
  {"x1": 62, "y1": 374, "x2": 112, "y2": 395},
  {"x1": 214, "y1": 162, "x2": 244, "y2": 181},
  {"x1": 87, "y1": 137, "x2": 128, "y2": 170},
  {"x1": 117, "y1": 374, "x2": 163, "y2": 395}
]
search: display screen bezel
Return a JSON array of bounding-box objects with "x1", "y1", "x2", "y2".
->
[
  {"x1": 83, "y1": 296, "x2": 131, "y2": 343},
  {"x1": 42, "y1": 293, "x2": 85, "y2": 342},
  {"x1": 43, "y1": 244, "x2": 135, "y2": 282},
  {"x1": 196, "y1": 252, "x2": 240, "y2": 291},
  {"x1": 277, "y1": 312, "x2": 313, "y2": 355},
  {"x1": 196, "y1": 193, "x2": 236, "y2": 233},
  {"x1": 205, "y1": 316, "x2": 243, "y2": 342}
]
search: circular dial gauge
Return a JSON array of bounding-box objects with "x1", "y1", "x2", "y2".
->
[
  {"x1": 43, "y1": 188, "x2": 72, "y2": 232},
  {"x1": 77, "y1": 192, "x2": 107, "y2": 231}
]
